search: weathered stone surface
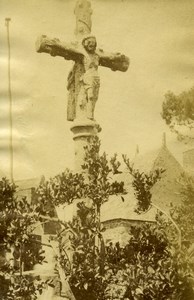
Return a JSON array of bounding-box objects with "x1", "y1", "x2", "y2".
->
[
  {"x1": 70, "y1": 119, "x2": 100, "y2": 171},
  {"x1": 36, "y1": 34, "x2": 129, "y2": 122},
  {"x1": 36, "y1": 35, "x2": 129, "y2": 72},
  {"x1": 35, "y1": 1, "x2": 129, "y2": 295},
  {"x1": 74, "y1": 0, "x2": 92, "y2": 38},
  {"x1": 36, "y1": 0, "x2": 129, "y2": 173}
]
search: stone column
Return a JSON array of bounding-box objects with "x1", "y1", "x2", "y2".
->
[{"x1": 70, "y1": 119, "x2": 100, "y2": 173}]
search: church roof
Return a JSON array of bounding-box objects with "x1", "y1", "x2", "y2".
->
[
  {"x1": 101, "y1": 193, "x2": 156, "y2": 223},
  {"x1": 101, "y1": 136, "x2": 184, "y2": 223},
  {"x1": 132, "y1": 144, "x2": 183, "y2": 175},
  {"x1": 130, "y1": 140, "x2": 184, "y2": 210},
  {"x1": 152, "y1": 145, "x2": 184, "y2": 177},
  {"x1": 151, "y1": 145, "x2": 184, "y2": 208}
]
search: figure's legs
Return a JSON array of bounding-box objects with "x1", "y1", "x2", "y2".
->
[
  {"x1": 76, "y1": 86, "x2": 87, "y2": 120},
  {"x1": 83, "y1": 77, "x2": 100, "y2": 120},
  {"x1": 86, "y1": 88, "x2": 95, "y2": 120},
  {"x1": 86, "y1": 80, "x2": 100, "y2": 120}
]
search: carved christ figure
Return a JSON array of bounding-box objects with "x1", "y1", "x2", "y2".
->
[
  {"x1": 36, "y1": 34, "x2": 129, "y2": 121},
  {"x1": 67, "y1": 35, "x2": 100, "y2": 121}
]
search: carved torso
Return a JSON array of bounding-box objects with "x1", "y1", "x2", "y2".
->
[
  {"x1": 83, "y1": 52, "x2": 99, "y2": 72},
  {"x1": 82, "y1": 52, "x2": 100, "y2": 89}
]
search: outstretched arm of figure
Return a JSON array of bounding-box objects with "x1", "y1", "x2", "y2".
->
[
  {"x1": 97, "y1": 48, "x2": 130, "y2": 72},
  {"x1": 36, "y1": 35, "x2": 84, "y2": 62}
]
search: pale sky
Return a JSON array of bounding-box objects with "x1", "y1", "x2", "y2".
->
[{"x1": 0, "y1": 0, "x2": 194, "y2": 180}]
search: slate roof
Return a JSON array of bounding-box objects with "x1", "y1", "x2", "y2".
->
[
  {"x1": 101, "y1": 194, "x2": 157, "y2": 223},
  {"x1": 101, "y1": 138, "x2": 184, "y2": 223}
]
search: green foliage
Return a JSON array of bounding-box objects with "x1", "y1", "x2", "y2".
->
[
  {"x1": 0, "y1": 178, "x2": 50, "y2": 300},
  {"x1": 82, "y1": 137, "x2": 125, "y2": 212},
  {"x1": 5, "y1": 276, "x2": 46, "y2": 300},
  {"x1": 0, "y1": 178, "x2": 16, "y2": 249},
  {"x1": 0, "y1": 138, "x2": 127, "y2": 300},
  {"x1": 36, "y1": 170, "x2": 87, "y2": 207},
  {"x1": 122, "y1": 155, "x2": 165, "y2": 213},
  {"x1": 161, "y1": 87, "x2": 194, "y2": 140},
  {"x1": 36, "y1": 136, "x2": 126, "y2": 300},
  {"x1": 170, "y1": 174, "x2": 194, "y2": 244},
  {"x1": 2, "y1": 136, "x2": 193, "y2": 300},
  {"x1": 104, "y1": 223, "x2": 194, "y2": 300},
  {"x1": 110, "y1": 154, "x2": 122, "y2": 175},
  {"x1": 36, "y1": 136, "x2": 194, "y2": 300},
  {"x1": 64, "y1": 209, "x2": 107, "y2": 300},
  {"x1": 37, "y1": 136, "x2": 125, "y2": 212}
]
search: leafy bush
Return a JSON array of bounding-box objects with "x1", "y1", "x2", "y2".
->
[
  {"x1": 0, "y1": 178, "x2": 52, "y2": 299},
  {"x1": 1, "y1": 137, "x2": 194, "y2": 300},
  {"x1": 104, "y1": 223, "x2": 194, "y2": 300}
]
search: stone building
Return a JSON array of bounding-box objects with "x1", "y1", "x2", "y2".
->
[
  {"x1": 101, "y1": 135, "x2": 185, "y2": 246},
  {"x1": 133, "y1": 135, "x2": 184, "y2": 210},
  {"x1": 15, "y1": 177, "x2": 41, "y2": 203}
]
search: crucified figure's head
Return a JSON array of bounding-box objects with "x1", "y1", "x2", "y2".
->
[{"x1": 82, "y1": 35, "x2": 97, "y2": 54}]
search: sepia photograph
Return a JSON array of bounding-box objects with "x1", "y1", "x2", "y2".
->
[{"x1": 0, "y1": 0, "x2": 194, "y2": 299}]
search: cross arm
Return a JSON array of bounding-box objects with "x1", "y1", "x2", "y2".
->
[
  {"x1": 36, "y1": 35, "x2": 83, "y2": 62},
  {"x1": 36, "y1": 35, "x2": 130, "y2": 72},
  {"x1": 96, "y1": 49, "x2": 130, "y2": 72}
]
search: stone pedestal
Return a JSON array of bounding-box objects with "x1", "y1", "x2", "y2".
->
[{"x1": 70, "y1": 119, "x2": 101, "y2": 173}]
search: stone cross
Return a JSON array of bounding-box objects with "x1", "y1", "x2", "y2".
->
[
  {"x1": 36, "y1": 0, "x2": 129, "y2": 122},
  {"x1": 36, "y1": 0, "x2": 129, "y2": 172}
]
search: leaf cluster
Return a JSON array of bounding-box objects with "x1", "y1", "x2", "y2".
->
[
  {"x1": 104, "y1": 223, "x2": 194, "y2": 300},
  {"x1": 36, "y1": 137, "x2": 125, "y2": 213},
  {"x1": 0, "y1": 178, "x2": 50, "y2": 299},
  {"x1": 57, "y1": 203, "x2": 107, "y2": 300},
  {"x1": 5, "y1": 276, "x2": 47, "y2": 300},
  {"x1": 170, "y1": 174, "x2": 194, "y2": 244},
  {"x1": 122, "y1": 156, "x2": 165, "y2": 213},
  {"x1": 161, "y1": 87, "x2": 194, "y2": 140},
  {"x1": 82, "y1": 137, "x2": 125, "y2": 211}
]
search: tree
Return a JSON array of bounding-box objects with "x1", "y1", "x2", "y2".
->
[
  {"x1": 1, "y1": 137, "x2": 194, "y2": 299},
  {"x1": 161, "y1": 85, "x2": 194, "y2": 247},
  {"x1": 122, "y1": 155, "x2": 164, "y2": 214},
  {"x1": 169, "y1": 173, "x2": 194, "y2": 245},
  {"x1": 161, "y1": 87, "x2": 194, "y2": 141},
  {"x1": 104, "y1": 223, "x2": 194, "y2": 300},
  {"x1": 36, "y1": 136, "x2": 126, "y2": 300},
  {"x1": 36, "y1": 136, "x2": 194, "y2": 299}
]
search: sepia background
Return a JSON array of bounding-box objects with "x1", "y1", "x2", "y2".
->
[{"x1": 0, "y1": 0, "x2": 194, "y2": 180}]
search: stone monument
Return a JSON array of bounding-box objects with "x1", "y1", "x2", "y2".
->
[
  {"x1": 36, "y1": 0, "x2": 129, "y2": 172},
  {"x1": 35, "y1": 1, "x2": 129, "y2": 298}
]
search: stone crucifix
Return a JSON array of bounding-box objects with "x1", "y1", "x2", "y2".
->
[{"x1": 36, "y1": 0, "x2": 129, "y2": 123}]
